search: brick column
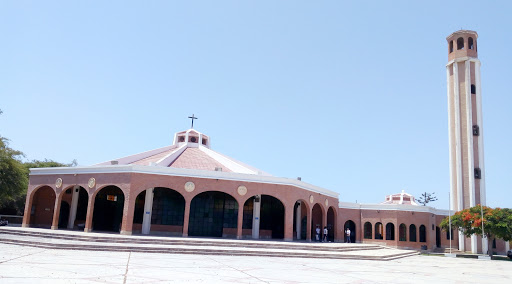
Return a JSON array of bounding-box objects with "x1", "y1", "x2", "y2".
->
[
  {"x1": 84, "y1": 194, "x2": 95, "y2": 233},
  {"x1": 50, "y1": 195, "x2": 61, "y2": 230},
  {"x1": 182, "y1": 199, "x2": 190, "y2": 237},
  {"x1": 284, "y1": 205, "x2": 294, "y2": 241},
  {"x1": 236, "y1": 202, "x2": 243, "y2": 239},
  {"x1": 22, "y1": 190, "x2": 33, "y2": 227},
  {"x1": 120, "y1": 189, "x2": 134, "y2": 235},
  {"x1": 306, "y1": 207, "x2": 312, "y2": 241}
]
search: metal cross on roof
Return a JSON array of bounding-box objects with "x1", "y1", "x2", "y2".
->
[{"x1": 188, "y1": 114, "x2": 198, "y2": 129}]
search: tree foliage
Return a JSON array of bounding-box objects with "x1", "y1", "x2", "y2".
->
[
  {"x1": 0, "y1": 137, "x2": 27, "y2": 208},
  {"x1": 416, "y1": 192, "x2": 438, "y2": 206},
  {"x1": 24, "y1": 158, "x2": 76, "y2": 170},
  {"x1": 440, "y1": 205, "x2": 512, "y2": 257}
]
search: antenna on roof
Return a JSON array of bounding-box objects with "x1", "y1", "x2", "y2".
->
[{"x1": 188, "y1": 114, "x2": 198, "y2": 129}]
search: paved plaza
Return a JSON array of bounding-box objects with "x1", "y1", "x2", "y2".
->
[{"x1": 0, "y1": 243, "x2": 510, "y2": 283}]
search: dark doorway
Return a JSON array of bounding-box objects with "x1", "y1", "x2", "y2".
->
[
  {"x1": 74, "y1": 187, "x2": 89, "y2": 230},
  {"x1": 188, "y1": 191, "x2": 238, "y2": 237},
  {"x1": 327, "y1": 207, "x2": 335, "y2": 242},
  {"x1": 151, "y1": 188, "x2": 185, "y2": 235},
  {"x1": 293, "y1": 200, "x2": 307, "y2": 240},
  {"x1": 58, "y1": 201, "x2": 70, "y2": 229},
  {"x1": 344, "y1": 220, "x2": 356, "y2": 243},
  {"x1": 242, "y1": 195, "x2": 285, "y2": 239},
  {"x1": 311, "y1": 204, "x2": 323, "y2": 241},
  {"x1": 436, "y1": 226, "x2": 441, "y2": 248},
  {"x1": 92, "y1": 186, "x2": 125, "y2": 232}
]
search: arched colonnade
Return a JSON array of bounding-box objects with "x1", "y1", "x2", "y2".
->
[{"x1": 23, "y1": 181, "x2": 339, "y2": 242}]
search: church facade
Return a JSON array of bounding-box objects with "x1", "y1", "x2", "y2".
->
[{"x1": 21, "y1": 31, "x2": 510, "y2": 255}]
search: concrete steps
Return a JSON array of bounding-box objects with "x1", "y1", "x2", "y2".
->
[{"x1": 0, "y1": 227, "x2": 419, "y2": 260}]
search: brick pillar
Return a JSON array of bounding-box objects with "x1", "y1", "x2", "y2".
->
[
  {"x1": 306, "y1": 207, "x2": 312, "y2": 241},
  {"x1": 284, "y1": 205, "x2": 294, "y2": 242},
  {"x1": 84, "y1": 194, "x2": 95, "y2": 233},
  {"x1": 22, "y1": 190, "x2": 33, "y2": 227},
  {"x1": 182, "y1": 199, "x2": 190, "y2": 237},
  {"x1": 51, "y1": 194, "x2": 61, "y2": 230},
  {"x1": 120, "y1": 189, "x2": 134, "y2": 235},
  {"x1": 236, "y1": 202, "x2": 243, "y2": 239}
]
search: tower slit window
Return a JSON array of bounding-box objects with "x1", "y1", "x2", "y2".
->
[
  {"x1": 469, "y1": 37, "x2": 474, "y2": 50},
  {"x1": 473, "y1": 125, "x2": 479, "y2": 136},
  {"x1": 474, "y1": 168, "x2": 481, "y2": 179},
  {"x1": 471, "y1": 84, "x2": 476, "y2": 94}
]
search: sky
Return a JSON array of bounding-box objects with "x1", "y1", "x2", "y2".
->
[{"x1": 1, "y1": 1, "x2": 511, "y2": 209}]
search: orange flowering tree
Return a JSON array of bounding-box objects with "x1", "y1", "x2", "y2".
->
[{"x1": 440, "y1": 205, "x2": 512, "y2": 257}]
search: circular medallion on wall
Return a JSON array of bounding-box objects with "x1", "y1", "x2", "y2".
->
[
  {"x1": 325, "y1": 199, "x2": 329, "y2": 207},
  {"x1": 55, "y1": 178, "x2": 63, "y2": 188},
  {"x1": 184, "y1": 181, "x2": 195, "y2": 192},
  {"x1": 309, "y1": 195, "x2": 314, "y2": 204},
  {"x1": 88, "y1": 178, "x2": 96, "y2": 188},
  {"x1": 237, "y1": 185, "x2": 247, "y2": 196}
]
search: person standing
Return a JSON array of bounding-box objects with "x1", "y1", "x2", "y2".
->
[
  {"x1": 323, "y1": 226, "x2": 328, "y2": 242},
  {"x1": 315, "y1": 226, "x2": 320, "y2": 242},
  {"x1": 345, "y1": 228, "x2": 351, "y2": 243}
]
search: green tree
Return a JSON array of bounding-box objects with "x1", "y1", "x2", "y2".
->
[
  {"x1": 0, "y1": 137, "x2": 28, "y2": 210},
  {"x1": 440, "y1": 205, "x2": 512, "y2": 257},
  {"x1": 416, "y1": 192, "x2": 438, "y2": 206},
  {"x1": 24, "y1": 158, "x2": 77, "y2": 170}
]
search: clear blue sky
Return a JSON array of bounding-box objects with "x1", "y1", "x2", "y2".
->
[{"x1": 1, "y1": 1, "x2": 511, "y2": 209}]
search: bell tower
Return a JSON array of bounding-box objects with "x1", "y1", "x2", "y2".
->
[{"x1": 446, "y1": 30, "x2": 486, "y2": 253}]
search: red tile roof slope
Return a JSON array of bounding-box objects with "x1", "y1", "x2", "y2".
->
[
  {"x1": 130, "y1": 147, "x2": 178, "y2": 166},
  {"x1": 169, "y1": 148, "x2": 232, "y2": 172}
]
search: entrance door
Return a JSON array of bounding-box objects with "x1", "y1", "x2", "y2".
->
[
  {"x1": 436, "y1": 226, "x2": 441, "y2": 248},
  {"x1": 58, "y1": 201, "x2": 70, "y2": 229}
]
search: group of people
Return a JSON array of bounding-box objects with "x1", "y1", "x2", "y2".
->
[{"x1": 314, "y1": 226, "x2": 352, "y2": 243}]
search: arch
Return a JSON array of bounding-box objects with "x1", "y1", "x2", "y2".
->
[
  {"x1": 311, "y1": 203, "x2": 324, "y2": 241},
  {"x1": 92, "y1": 185, "x2": 125, "y2": 232},
  {"x1": 242, "y1": 194, "x2": 285, "y2": 239},
  {"x1": 326, "y1": 207, "x2": 336, "y2": 242},
  {"x1": 449, "y1": 40, "x2": 454, "y2": 53},
  {"x1": 385, "y1": 223, "x2": 395, "y2": 240},
  {"x1": 375, "y1": 222, "x2": 383, "y2": 240},
  {"x1": 189, "y1": 191, "x2": 238, "y2": 238},
  {"x1": 457, "y1": 37, "x2": 464, "y2": 50},
  {"x1": 133, "y1": 187, "x2": 186, "y2": 236},
  {"x1": 409, "y1": 224, "x2": 417, "y2": 242},
  {"x1": 57, "y1": 186, "x2": 89, "y2": 230},
  {"x1": 293, "y1": 200, "x2": 309, "y2": 240},
  {"x1": 344, "y1": 220, "x2": 356, "y2": 243},
  {"x1": 29, "y1": 186, "x2": 56, "y2": 228},
  {"x1": 468, "y1": 37, "x2": 474, "y2": 50},
  {"x1": 399, "y1": 223, "x2": 406, "y2": 241},
  {"x1": 364, "y1": 222, "x2": 372, "y2": 239},
  {"x1": 419, "y1": 224, "x2": 426, "y2": 242}
]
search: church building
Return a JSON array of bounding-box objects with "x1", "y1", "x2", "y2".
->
[{"x1": 21, "y1": 31, "x2": 510, "y2": 255}]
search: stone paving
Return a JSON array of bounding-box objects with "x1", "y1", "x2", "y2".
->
[
  {"x1": 0, "y1": 242, "x2": 510, "y2": 283},
  {"x1": 0, "y1": 227, "x2": 416, "y2": 260}
]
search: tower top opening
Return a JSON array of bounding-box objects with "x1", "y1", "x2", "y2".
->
[{"x1": 447, "y1": 30, "x2": 478, "y2": 61}]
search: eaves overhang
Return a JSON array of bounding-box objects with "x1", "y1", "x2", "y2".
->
[
  {"x1": 338, "y1": 201, "x2": 452, "y2": 215},
  {"x1": 30, "y1": 165, "x2": 339, "y2": 198}
]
